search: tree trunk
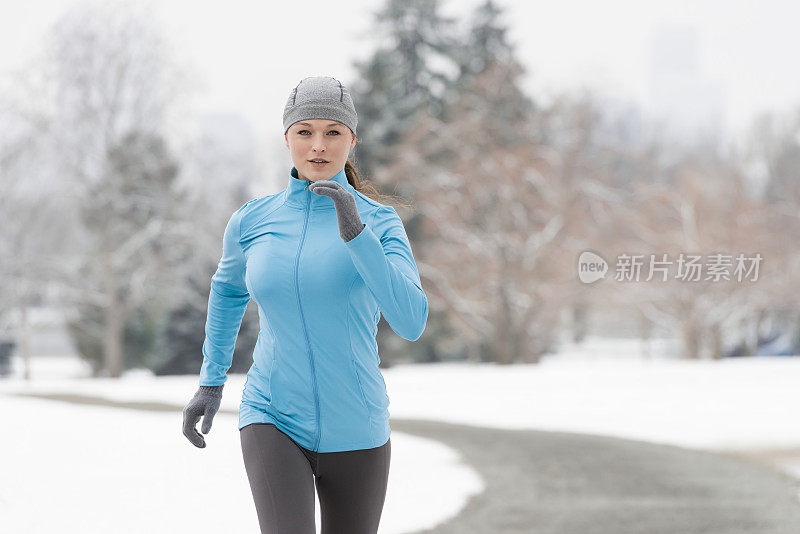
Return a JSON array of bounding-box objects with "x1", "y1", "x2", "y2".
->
[
  {"x1": 681, "y1": 322, "x2": 701, "y2": 359},
  {"x1": 572, "y1": 302, "x2": 588, "y2": 343},
  {"x1": 20, "y1": 302, "x2": 31, "y2": 381},
  {"x1": 105, "y1": 303, "x2": 124, "y2": 377},
  {"x1": 743, "y1": 309, "x2": 766, "y2": 356},
  {"x1": 709, "y1": 323, "x2": 723, "y2": 360},
  {"x1": 495, "y1": 247, "x2": 514, "y2": 365},
  {"x1": 103, "y1": 254, "x2": 124, "y2": 377}
]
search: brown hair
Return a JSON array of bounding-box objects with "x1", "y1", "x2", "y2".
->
[{"x1": 344, "y1": 156, "x2": 412, "y2": 210}]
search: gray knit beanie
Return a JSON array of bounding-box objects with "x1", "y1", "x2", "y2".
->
[{"x1": 282, "y1": 76, "x2": 358, "y2": 137}]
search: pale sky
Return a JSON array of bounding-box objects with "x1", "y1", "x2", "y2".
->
[{"x1": 2, "y1": 0, "x2": 799, "y2": 152}]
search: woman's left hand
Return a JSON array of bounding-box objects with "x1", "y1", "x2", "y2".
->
[{"x1": 309, "y1": 180, "x2": 366, "y2": 242}]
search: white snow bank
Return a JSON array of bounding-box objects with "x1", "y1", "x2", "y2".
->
[{"x1": 0, "y1": 394, "x2": 482, "y2": 534}]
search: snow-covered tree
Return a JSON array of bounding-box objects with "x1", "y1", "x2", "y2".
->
[
  {"x1": 382, "y1": 55, "x2": 572, "y2": 364},
  {"x1": 45, "y1": 2, "x2": 194, "y2": 377},
  {"x1": 349, "y1": 0, "x2": 461, "y2": 182},
  {"x1": 65, "y1": 130, "x2": 194, "y2": 376},
  {"x1": 0, "y1": 86, "x2": 70, "y2": 379}
]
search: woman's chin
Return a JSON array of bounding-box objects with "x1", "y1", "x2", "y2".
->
[{"x1": 306, "y1": 169, "x2": 333, "y2": 179}]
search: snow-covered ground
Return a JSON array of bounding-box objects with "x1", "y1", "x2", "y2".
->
[
  {"x1": 0, "y1": 355, "x2": 482, "y2": 534},
  {"x1": 0, "y1": 394, "x2": 479, "y2": 534},
  {"x1": 2, "y1": 335, "x2": 800, "y2": 533}
]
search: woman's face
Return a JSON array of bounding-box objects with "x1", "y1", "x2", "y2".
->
[{"x1": 285, "y1": 119, "x2": 356, "y2": 181}]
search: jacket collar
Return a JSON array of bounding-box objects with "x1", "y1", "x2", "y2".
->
[{"x1": 285, "y1": 164, "x2": 354, "y2": 210}]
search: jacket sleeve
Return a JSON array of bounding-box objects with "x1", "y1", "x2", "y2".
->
[
  {"x1": 344, "y1": 204, "x2": 428, "y2": 341},
  {"x1": 199, "y1": 205, "x2": 251, "y2": 386}
]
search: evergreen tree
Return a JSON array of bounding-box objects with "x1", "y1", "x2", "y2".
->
[
  {"x1": 154, "y1": 270, "x2": 258, "y2": 376},
  {"x1": 349, "y1": 0, "x2": 461, "y2": 182},
  {"x1": 377, "y1": 1, "x2": 566, "y2": 364},
  {"x1": 448, "y1": 0, "x2": 536, "y2": 142},
  {"x1": 348, "y1": 0, "x2": 466, "y2": 364},
  {"x1": 67, "y1": 130, "x2": 194, "y2": 376}
]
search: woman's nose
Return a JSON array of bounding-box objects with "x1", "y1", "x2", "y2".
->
[{"x1": 310, "y1": 133, "x2": 326, "y2": 147}]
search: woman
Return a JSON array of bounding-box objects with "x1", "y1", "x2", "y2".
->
[{"x1": 182, "y1": 75, "x2": 429, "y2": 534}]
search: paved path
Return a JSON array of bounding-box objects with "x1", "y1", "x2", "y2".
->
[
  {"x1": 10, "y1": 392, "x2": 800, "y2": 533},
  {"x1": 391, "y1": 418, "x2": 800, "y2": 534}
]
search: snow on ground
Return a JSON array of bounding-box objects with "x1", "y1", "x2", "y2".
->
[
  {"x1": 5, "y1": 336, "x2": 799, "y2": 453},
  {"x1": 3, "y1": 335, "x2": 800, "y2": 532},
  {"x1": 0, "y1": 392, "x2": 482, "y2": 534},
  {"x1": 387, "y1": 345, "x2": 800, "y2": 453}
]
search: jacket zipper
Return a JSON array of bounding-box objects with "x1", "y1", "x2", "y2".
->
[{"x1": 295, "y1": 183, "x2": 322, "y2": 451}]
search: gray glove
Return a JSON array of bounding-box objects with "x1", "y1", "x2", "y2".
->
[
  {"x1": 182, "y1": 384, "x2": 224, "y2": 448},
  {"x1": 308, "y1": 179, "x2": 366, "y2": 242}
]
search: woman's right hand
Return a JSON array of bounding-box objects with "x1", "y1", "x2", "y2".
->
[{"x1": 182, "y1": 384, "x2": 224, "y2": 448}]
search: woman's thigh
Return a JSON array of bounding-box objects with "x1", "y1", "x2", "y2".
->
[
  {"x1": 240, "y1": 423, "x2": 316, "y2": 534},
  {"x1": 314, "y1": 437, "x2": 391, "y2": 534}
]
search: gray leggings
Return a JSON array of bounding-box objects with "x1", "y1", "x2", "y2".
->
[{"x1": 239, "y1": 423, "x2": 391, "y2": 534}]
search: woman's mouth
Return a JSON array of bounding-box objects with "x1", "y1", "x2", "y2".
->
[{"x1": 309, "y1": 159, "x2": 329, "y2": 167}]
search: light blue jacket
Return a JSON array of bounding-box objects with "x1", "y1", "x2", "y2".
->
[{"x1": 199, "y1": 164, "x2": 428, "y2": 452}]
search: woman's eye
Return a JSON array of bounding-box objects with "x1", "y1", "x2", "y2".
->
[{"x1": 297, "y1": 130, "x2": 340, "y2": 135}]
